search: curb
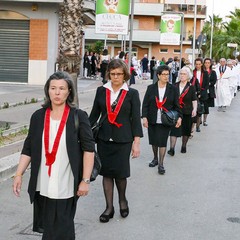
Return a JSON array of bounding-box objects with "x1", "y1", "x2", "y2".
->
[{"x1": 0, "y1": 152, "x2": 20, "y2": 182}]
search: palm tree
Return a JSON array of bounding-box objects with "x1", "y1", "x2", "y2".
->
[
  {"x1": 58, "y1": 0, "x2": 83, "y2": 73},
  {"x1": 58, "y1": 0, "x2": 84, "y2": 106}
]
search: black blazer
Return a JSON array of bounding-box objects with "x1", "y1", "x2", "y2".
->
[
  {"x1": 142, "y1": 82, "x2": 182, "y2": 124},
  {"x1": 21, "y1": 107, "x2": 95, "y2": 203},
  {"x1": 193, "y1": 69, "x2": 209, "y2": 101},
  {"x1": 175, "y1": 82, "x2": 197, "y2": 115},
  {"x1": 89, "y1": 86, "x2": 143, "y2": 142},
  {"x1": 208, "y1": 70, "x2": 217, "y2": 98}
]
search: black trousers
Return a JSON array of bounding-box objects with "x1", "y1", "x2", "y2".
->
[{"x1": 33, "y1": 192, "x2": 77, "y2": 240}]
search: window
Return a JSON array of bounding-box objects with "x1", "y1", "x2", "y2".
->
[
  {"x1": 174, "y1": 49, "x2": 180, "y2": 54},
  {"x1": 160, "y1": 48, "x2": 168, "y2": 53}
]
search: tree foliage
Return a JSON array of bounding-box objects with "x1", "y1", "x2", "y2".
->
[{"x1": 202, "y1": 8, "x2": 240, "y2": 61}]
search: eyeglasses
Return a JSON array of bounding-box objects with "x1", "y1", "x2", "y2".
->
[
  {"x1": 161, "y1": 73, "x2": 169, "y2": 76},
  {"x1": 110, "y1": 73, "x2": 124, "y2": 77}
]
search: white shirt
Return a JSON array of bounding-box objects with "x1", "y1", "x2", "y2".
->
[
  {"x1": 36, "y1": 118, "x2": 74, "y2": 199},
  {"x1": 103, "y1": 81, "x2": 129, "y2": 104},
  {"x1": 156, "y1": 86, "x2": 166, "y2": 124}
]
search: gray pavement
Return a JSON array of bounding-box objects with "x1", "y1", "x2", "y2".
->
[{"x1": 1, "y1": 79, "x2": 240, "y2": 239}]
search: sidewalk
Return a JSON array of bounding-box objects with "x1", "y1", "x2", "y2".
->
[{"x1": 0, "y1": 77, "x2": 152, "y2": 182}]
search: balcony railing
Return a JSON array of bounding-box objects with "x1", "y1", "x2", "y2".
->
[{"x1": 164, "y1": 4, "x2": 206, "y2": 15}]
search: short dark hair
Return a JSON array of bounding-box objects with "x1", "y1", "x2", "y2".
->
[
  {"x1": 42, "y1": 71, "x2": 75, "y2": 109},
  {"x1": 106, "y1": 59, "x2": 131, "y2": 81},
  {"x1": 156, "y1": 65, "x2": 170, "y2": 75}
]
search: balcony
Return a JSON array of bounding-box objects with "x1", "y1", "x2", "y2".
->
[
  {"x1": 164, "y1": 4, "x2": 206, "y2": 18},
  {"x1": 85, "y1": 26, "x2": 197, "y2": 45},
  {"x1": 134, "y1": 2, "x2": 164, "y2": 16}
]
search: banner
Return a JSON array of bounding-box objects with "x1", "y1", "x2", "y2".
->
[
  {"x1": 160, "y1": 14, "x2": 181, "y2": 45},
  {"x1": 95, "y1": 0, "x2": 130, "y2": 35}
]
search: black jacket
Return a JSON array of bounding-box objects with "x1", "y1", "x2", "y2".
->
[
  {"x1": 175, "y1": 82, "x2": 197, "y2": 115},
  {"x1": 193, "y1": 69, "x2": 209, "y2": 101},
  {"x1": 21, "y1": 107, "x2": 95, "y2": 203},
  {"x1": 89, "y1": 86, "x2": 143, "y2": 142},
  {"x1": 142, "y1": 82, "x2": 182, "y2": 124}
]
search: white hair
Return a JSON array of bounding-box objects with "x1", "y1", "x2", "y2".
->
[{"x1": 179, "y1": 66, "x2": 193, "y2": 80}]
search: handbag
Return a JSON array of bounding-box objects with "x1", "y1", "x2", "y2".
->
[
  {"x1": 74, "y1": 109, "x2": 101, "y2": 182},
  {"x1": 197, "y1": 101, "x2": 204, "y2": 115},
  {"x1": 91, "y1": 114, "x2": 107, "y2": 141},
  {"x1": 161, "y1": 110, "x2": 179, "y2": 127},
  {"x1": 92, "y1": 90, "x2": 123, "y2": 140}
]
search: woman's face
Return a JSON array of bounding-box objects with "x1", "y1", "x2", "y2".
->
[
  {"x1": 48, "y1": 79, "x2": 70, "y2": 107},
  {"x1": 179, "y1": 70, "x2": 188, "y2": 82},
  {"x1": 109, "y1": 67, "x2": 125, "y2": 87},
  {"x1": 195, "y1": 61, "x2": 202, "y2": 70},
  {"x1": 158, "y1": 70, "x2": 169, "y2": 83},
  {"x1": 204, "y1": 60, "x2": 211, "y2": 69}
]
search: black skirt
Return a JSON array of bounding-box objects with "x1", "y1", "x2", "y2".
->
[
  {"x1": 33, "y1": 192, "x2": 77, "y2": 240},
  {"x1": 148, "y1": 124, "x2": 171, "y2": 147},
  {"x1": 170, "y1": 114, "x2": 192, "y2": 137},
  {"x1": 97, "y1": 140, "x2": 132, "y2": 178}
]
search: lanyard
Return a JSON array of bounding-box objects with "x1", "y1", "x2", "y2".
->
[
  {"x1": 44, "y1": 104, "x2": 70, "y2": 176},
  {"x1": 106, "y1": 88, "x2": 127, "y2": 128},
  {"x1": 155, "y1": 96, "x2": 168, "y2": 112}
]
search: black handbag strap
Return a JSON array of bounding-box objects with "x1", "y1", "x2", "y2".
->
[
  {"x1": 74, "y1": 89, "x2": 124, "y2": 135},
  {"x1": 93, "y1": 89, "x2": 123, "y2": 128}
]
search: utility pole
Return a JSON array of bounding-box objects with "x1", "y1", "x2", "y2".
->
[
  {"x1": 192, "y1": 0, "x2": 197, "y2": 64},
  {"x1": 128, "y1": 0, "x2": 134, "y2": 70},
  {"x1": 210, "y1": 0, "x2": 214, "y2": 59}
]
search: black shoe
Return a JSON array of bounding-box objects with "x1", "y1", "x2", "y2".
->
[
  {"x1": 196, "y1": 127, "x2": 201, "y2": 132},
  {"x1": 120, "y1": 201, "x2": 129, "y2": 218},
  {"x1": 203, "y1": 122, "x2": 208, "y2": 126},
  {"x1": 99, "y1": 208, "x2": 115, "y2": 223},
  {"x1": 181, "y1": 146, "x2": 186, "y2": 153},
  {"x1": 158, "y1": 165, "x2": 165, "y2": 175},
  {"x1": 167, "y1": 148, "x2": 175, "y2": 156},
  {"x1": 149, "y1": 159, "x2": 158, "y2": 167}
]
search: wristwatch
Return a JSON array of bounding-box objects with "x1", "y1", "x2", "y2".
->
[{"x1": 82, "y1": 178, "x2": 90, "y2": 184}]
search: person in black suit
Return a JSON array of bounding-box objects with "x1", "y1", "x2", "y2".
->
[
  {"x1": 89, "y1": 59, "x2": 143, "y2": 223},
  {"x1": 142, "y1": 65, "x2": 182, "y2": 175},
  {"x1": 13, "y1": 71, "x2": 95, "y2": 240},
  {"x1": 192, "y1": 58, "x2": 209, "y2": 132},
  {"x1": 168, "y1": 67, "x2": 197, "y2": 156},
  {"x1": 203, "y1": 58, "x2": 217, "y2": 125}
]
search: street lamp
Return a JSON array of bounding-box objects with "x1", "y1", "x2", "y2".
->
[{"x1": 210, "y1": 0, "x2": 214, "y2": 59}]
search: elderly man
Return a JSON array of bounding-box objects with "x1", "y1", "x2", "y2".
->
[{"x1": 215, "y1": 58, "x2": 232, "y2": 112}]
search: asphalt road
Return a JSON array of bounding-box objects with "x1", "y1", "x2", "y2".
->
[{"x1": 1, "y1": 81, "x2": 240, "y2": 239}]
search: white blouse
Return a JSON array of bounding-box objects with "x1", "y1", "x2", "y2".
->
[
  {"x1": 156, "y1": 86, "x2": 166, "y2": 124},
  {"x1": 36, "y1": 118, "x2": 74, "y2": 199}
]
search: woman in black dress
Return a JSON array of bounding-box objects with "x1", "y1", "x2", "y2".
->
[
  {"x1": 89, "y1": 59, "x2": 143, "y2": 223},
  {"x1": 168, "y1": 67, "x2": 197, "y2": 155},
  {"x1": 142, "y1": 65, "x2": 182, "y2": 175},
  {"x1": 203, "y1": 58, "x2": 217, "y2": 125},
  {"x1": 192, "y1": 58, "x2": 209, "y2": 132}
]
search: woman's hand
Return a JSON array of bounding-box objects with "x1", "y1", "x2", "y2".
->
[
  {"x1": 13, "y1": 175, "x2": 22, "y2": 197},
  {"x1": 77, "y1": 181, "x2": 90, "y2": 197},
  {"x1": 142, "y1": 117, "x2": 148, "y2": 128},
  {"x1": 192, "y1": 109, "x2": 197, "y2": 117},
  {"x1": 132, "y1": 137, "x2": 140, "y2": 158},
  {"x1": 175, "y1": 117, "x2": 182, "y2": 128}
]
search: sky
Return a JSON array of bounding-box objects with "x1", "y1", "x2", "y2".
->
[{"x1": 206, "y1": 0, "x2": 240, "y2": 20}]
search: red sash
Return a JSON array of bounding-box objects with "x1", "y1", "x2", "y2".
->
[
  {"x1": 155, "y1": 96, "x2": 168, "y2": 112},
  {"x1": 179, "y1": 86, "x2": 190, "y2": 108},
  {"x1": 193, "y1": 70, "x2": 203, "y2": 87},
  {"x1": 106, "y1": 88, "x2": 127, "y2": 128},
  {"x1": 44, "y1": 105, "x2": 70, "y2": 176}
]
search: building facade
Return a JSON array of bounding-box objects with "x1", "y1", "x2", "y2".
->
[
  {"x1": 0, "y1": 0, "x2": 62, "y2": 84},
  {"x1": 84, "y1": 0, "x2": 207, "y2": 62}
]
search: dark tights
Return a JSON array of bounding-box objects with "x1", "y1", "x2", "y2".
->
[
  {"x1": 152, "y1": 145, "x2": 166, "y2": 167},
  {"x1": 170, "y1": 135, "x2": 189, "y2": 149},
  {"x1": 102, "y1": 177, "x2": 128, "y2": 214}
]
